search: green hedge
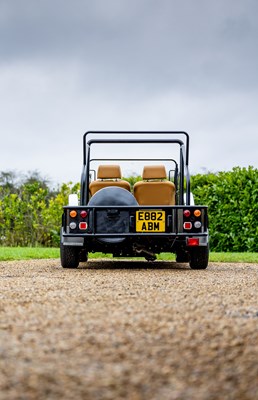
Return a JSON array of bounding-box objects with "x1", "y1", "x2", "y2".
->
[
  {"x1": 0, "y1": 175, "x2": 79, "y2": 247},
  {"x1": 0, "y1": 167, "x2": 257, "y2": 251},
  {"x1": 191, "y1": 166, "x2": 258, "y2": 252}
]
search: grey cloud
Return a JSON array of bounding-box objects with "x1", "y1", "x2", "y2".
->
[
  {"x1": 1, "y1": 0, "x2": 258, "y2": 94},
  {"x1": 0, "y1": 0, "x2": 257, "y2": 183}
]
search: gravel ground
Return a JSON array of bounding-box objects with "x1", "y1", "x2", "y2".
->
[{"x1": 0, "y1": 259, "x2": 258, "y2": 400}]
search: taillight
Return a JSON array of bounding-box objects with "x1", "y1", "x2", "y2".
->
[
  {"x1": 183, "y1": 222, "x2": 192, "y2": 230},
  {"x1": 69, "y1": 222, "x2": 77, "y2": 230},
  {"x1": 80, "y1": 210, "x2": 87, "y2": 218},
  {"x1": 194, "y1": 221, "x2": 202, "y2": 229},
  {"x1": 194, "y1": 209, "x2": 201, "y2": 217},
  {"x1": 70, "y1": 210, "x2": 77, "y2": 218},
  {"x1": 79, "y1": 222, "x2": 87, "y2": 230},
  {"x1": 183, "y1": 210, "x2": 191, "y2": 218}
]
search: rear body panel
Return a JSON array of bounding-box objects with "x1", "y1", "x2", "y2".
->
[{"x1": 62, "y1": 204, "x2": 209, "y2": 255}]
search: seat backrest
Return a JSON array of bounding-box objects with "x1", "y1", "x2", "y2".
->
[
  {"x1": 89, "y1": 164, "x2": 131, "y2": 196},
  {"x1": 97, "y1": 165, "x2": 122, "y2": 179},
  {"x1": 133, "y1": 165, "x2": 176, "y2": 205}
]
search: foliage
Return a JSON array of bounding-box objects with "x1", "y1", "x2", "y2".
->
[
  {"x1": 0, "y1": 167, "x2": 257, "y2": 251},
  {"x1": 191, "y1": 166, "x2": 258, "y2": 252},
  {"x1": 0, "y1": 171, "x2": 79, "y2": 247},
  {"x1": 123, "y1": 175, "x2": 142, "y2": 187}
]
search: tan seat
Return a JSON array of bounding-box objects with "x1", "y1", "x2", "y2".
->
[
  {"x1": 133, "y1": 165, "x2": 176, "y2": 205},
  {"x1": 89, "y1": 165, "x2": 131, "y2": 196}
]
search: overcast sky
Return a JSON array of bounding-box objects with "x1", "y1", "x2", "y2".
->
[{"x1": 0, "y1": 0, "x2": 257, "y2": 184}]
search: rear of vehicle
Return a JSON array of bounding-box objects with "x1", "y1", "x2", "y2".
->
[{"x1": 60, "y1": 131, "x2": 209, "y2": 269}]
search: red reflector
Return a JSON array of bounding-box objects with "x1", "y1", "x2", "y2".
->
[
  {"x1": 183, "y1": 222, "x2": 192, "y2": 230},
  {"x1": 80, "y1": 210, "x2": 87, "y2": 218},
  {"x1": 79, "y1": 222, "x2": 87, "y2": 230},
  {"x1": 187, "y1": 238, "x2": 199, "y2": 246},
  {"x1": 183, "y1": 210, "x2": 191, "y2": 218}
]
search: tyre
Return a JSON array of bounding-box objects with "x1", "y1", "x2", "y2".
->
[
  {"x1": 176, "y1": 248, "x2": 189, "y2": 263},
  {"x1": 79, "y1": 250, "x2": 88, "y2": 262},
  {"x1": 60, "y1": 243, "x2": 80, "y2": 268},
  {"x1": 189, "y1": 246, "x2": 209, "y2": 270},
  {"x1": 88, "y1": 187, "x2": 138, "y2": 244}
]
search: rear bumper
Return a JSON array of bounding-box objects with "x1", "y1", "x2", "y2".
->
[{"x1": 61, "y1": 205, "x2": 209, "y2": 252}]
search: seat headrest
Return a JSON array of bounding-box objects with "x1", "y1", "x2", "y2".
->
[
  {"x1": 142, "y1": 165, "x2": 167, "y2": 180},
  {"x1": 97, "y1": 165, "x2": 122, "y2": 179}
]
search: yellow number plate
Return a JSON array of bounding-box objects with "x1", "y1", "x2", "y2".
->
[{"x1": 136, "y1": 210, "x2": 166, "y2": 232}]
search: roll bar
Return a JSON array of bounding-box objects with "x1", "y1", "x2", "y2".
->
[
  {"x1": 81, "y1": 131, "x2": 191, "y2": 205},
  {"x1": 83, "y1": 131, "x2": 189, "y2": 165}
]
